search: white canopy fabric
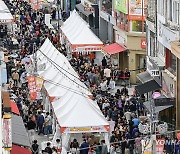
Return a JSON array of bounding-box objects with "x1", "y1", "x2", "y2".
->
[
  {"x1": 0, "y1": 0, "x2": 13, "y2": 21},
  {"x1": 33, "y1": 38, "x2": 91, "y2": 97},
  {"x1": 52, "y1": 90, "x2": 109, "y2": 128},
  {"x1": 61, "y1": 10, "x2": 103, "y2": 47}
]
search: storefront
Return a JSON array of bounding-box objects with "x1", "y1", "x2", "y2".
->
[
  {"x1": 170, "y1": 41, "x2": 180, "y2": 129},
  {"x1": 113, "y1": 26, "x2": 146, "y2": 84}
]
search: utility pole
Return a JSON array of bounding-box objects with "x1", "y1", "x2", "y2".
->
[
  {"x1": 150, "y1": 99, "x2": 156, "y2": 154},
  {"x1": 57, "y1": 0, "x2": 61, "y2": 31},
  {"x1": 33, "y1": 42, "x2": 37, "y2": 75}
]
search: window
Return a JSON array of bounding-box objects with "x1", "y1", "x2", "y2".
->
[
  {"x1": 165, "y1": 48, "x2": 176, "y2": 74},
  {"x1": 168, "y1": 0, "x2": 173, "y2": 21},
  {"x1": 158, "y1": 0, "x2": 165, "y2": 16},
  {"x1": 150, "y1": 31, "x2": 155, "y2": 57},
  {"x1": 157, "y1": 42, "x2": 165, "y2": 57},
  {"x1": 131, "y1": 20, "x2": 142, "y2": 32},
  {"x1": 147, "y1": 0, "x2": 156, "y2": 19},
  {"x1": 172, "y1": 0, "x2": 179, "y2": 24},
  {"x1": 167, "y1": 0, "x2": 179, "y2": 24}
]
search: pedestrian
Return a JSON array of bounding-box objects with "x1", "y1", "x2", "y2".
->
[
  {"x1": 12, "y1": 70, "x2": 19, "y2": 86},
  {"x1": 70, "y1": 139, "x2": 79, "y2": 154},
  {"x1": 101, "y1": 140, "x2": 108, "y2": 154},
  {"x1": 95, "y1": 142, "x2": 101, "y2": 154},
  {"x1": 44, "y1": 142, "x2": 52, "y2": 154},
  {"x1": 80, "y1": 139, "x2": 89, "y2": 154},
  {"x1": 31, "y1": 140, "x2": 39, "y2": 154},
  {"x1": 104, "y1": 66, "x2": 111, "y2": 85},
  {"x1": 44, "y1": 112, "x2": 52, "y2": 136},
  {"x1": 53, "y1": 139, "x2": 61, "y2": 153},
  {"x1": 27, "y1": 117, "x2": 36, "y2": 143},
  {"x1": 37, "y1": 111, "x2": 45, "y2": 135},
  {"x1": 102, "y1": 57, "x2": 107, "y2": 69},
  {"x1": 52, "y1": 147, "x2": 58, "y2": 154}
]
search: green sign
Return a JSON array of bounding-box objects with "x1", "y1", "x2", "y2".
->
[{"x1": 114, "y1": 0, "x2": 127, "y2": 14}]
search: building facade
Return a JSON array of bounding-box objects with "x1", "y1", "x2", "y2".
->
[
  {"x1": 113, "y1": 0, "x2": 147, "y2": 83},
  {"x1": 145, "y1": 0, "x2": 180, "y2": 128}
]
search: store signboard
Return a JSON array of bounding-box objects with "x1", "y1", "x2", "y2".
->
[
  {"x1": 162, "y1": 71, "x2": 176, "y2": 98},
  {"x1": 63, "y1": 126, "x2": 109, "y2": 133},
  {"x1": 114, "y1": 0, "x2": 127, "y2": 14},
  {"x1": 141, "y1": 39, "x2": 146, "y2": 49},
  {"x1": 128, "y1": 0, "x2": 147, "y2": 20},
  {"x1": 3, "y1": 117, "x2": 12, "y2": 149},
  {"x1": 150, "y1": 69, "x2": 160, "y2": 77}
]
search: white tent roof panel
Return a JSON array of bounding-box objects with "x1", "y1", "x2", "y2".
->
[
  {"x1": 34, "y1": 38, "x2": 91, "y2": 96},
  {"x1": 61, "y1": 10, "x2": 103, "y2": 46},
  {"x1": 0, "y1": 0, "x2": 13, "y2": 21},
  {"x1": 52, "y1": 91, "x2": 109, "y2": 127}
]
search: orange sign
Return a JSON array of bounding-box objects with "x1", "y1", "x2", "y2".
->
[{"x1": 141, "y1": 39, "x2": 146, "y2": 49}]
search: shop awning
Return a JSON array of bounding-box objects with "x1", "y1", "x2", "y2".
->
[
  {"x1": 137, "y1": 71, "x2": 153, "y2": 83},
  {"x1": 136, "y1": 71, "x2": 161, "y2": 95},
  {"x1": 11, "y1": 144, "x2": 31, "y2": 154},
  {"x1": 11, "y1": 114, "x2": 30, "y2": 147},
  {"x1": 102, "y1": 43, "x2": 127, "y2": 55},
  {"x1": 76, "y1": 3, "x2": 92, "y2": 16},
  {"x1": 143, "y1": 100, "x2": 173, "y2": 113},
  {"x1": 11, "y1": 101, "x2": 20, "y2": 115},
  {"x1": 135, "y1": 79, "x2": 161, "y2": 95}
]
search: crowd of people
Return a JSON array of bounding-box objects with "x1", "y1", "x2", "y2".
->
[
  {"x1": 1, "y1": 0, "x2": 179, "y2": 154},
  {"x1": 1, "y1": 0, "x2": 61, "y2": 153},
  {"x1": 1, "y1": 0, "x2": 145, "y2": 153},
  {"x1": 69, "y1": 54, "x2": 146, "y2": 154}
]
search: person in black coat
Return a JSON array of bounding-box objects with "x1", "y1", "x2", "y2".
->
[
  {"x1": 27, "y1": 117, "x2": 36, "y2": 143},
  {"x1": 31, "y1": 140, "x2": 39, "y2": 154},
  {"x1": 102, "y1": 57, "x2": 107, "y2": 68}
]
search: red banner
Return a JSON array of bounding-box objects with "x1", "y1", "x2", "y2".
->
[{"x1": 27, "y1": 76, "x2": 37, "y2": 100}]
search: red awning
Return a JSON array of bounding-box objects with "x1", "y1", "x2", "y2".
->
[
  {"x1": 11, "y1": 144, "x2": 31, "y2": 154},
  {"x1": 11, "y1": 101, "x2": 20, "y2": 115},
  {"x1": 102, "y1": 43, "x2": 126, "y2": 55}
]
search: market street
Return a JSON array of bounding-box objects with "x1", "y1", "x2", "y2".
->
[{"x1": 0, "y1": 0, "x2": 180, "y2": 154}]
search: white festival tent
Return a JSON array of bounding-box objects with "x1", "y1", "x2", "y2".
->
[
  {"x1": 0, "y1": 0, "x2": 13, "y2": 22},
  {"x1": 51, "y1": 91, "x2": 110, "y2": 153},
  {"x1": 33, "y1": 38, "x2": 91, "y2": 97},
  {"x1": 60, "y1": 10, "x2": 103, "y2": 52}
]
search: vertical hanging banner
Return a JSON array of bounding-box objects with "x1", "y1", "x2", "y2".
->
[
  {"x1": 27, "y1": 76, "x2": 37, "y2": 100},
  {"x1": 3, "y1": 114, "x2": 12, "y2": 150},
  {"x1": 36, "y1": 77, "x2": 44, "y2": 99}
]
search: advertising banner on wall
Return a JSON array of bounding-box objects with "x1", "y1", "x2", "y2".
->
[
  {"x1": 114, "y1": 0, "x2": 127, "y2": 14},
  {"x1": 128, "y1": 0, "x2": 147, "y2": 20}
]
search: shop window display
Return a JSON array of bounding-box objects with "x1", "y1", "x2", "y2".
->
[{"x1": 131, "y1": 20, "x2": 142, "y2": 32}]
